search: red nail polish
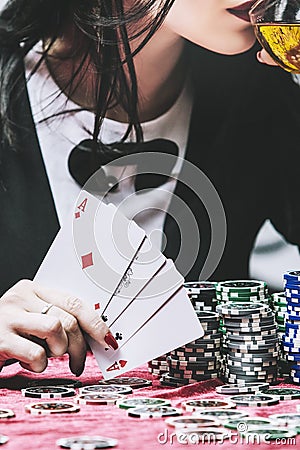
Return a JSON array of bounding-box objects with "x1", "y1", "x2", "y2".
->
[{"x1": 104, "y1": 332, "x2": 118, "y2": 350}]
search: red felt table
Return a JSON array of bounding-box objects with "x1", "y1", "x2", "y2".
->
[{"x1": 0, "y1": 353, "x2": 298, "y2": 450}]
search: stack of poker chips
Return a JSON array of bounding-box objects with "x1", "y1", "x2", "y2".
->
[
  {"x1": 215, "y1": 280, "x2": 271, "y2": 357},
  {"x1": 184, "y1": 281, "x2": 217, "y2": 312},
  {"x1": 271, "y1": 292, "x2": 289, "y2": 377},
  {"x1": 160, "y1": 311, "x2": 221, "y2": 387},
  {"x1": 216, "y1": 301, "x2": 279, "y2": 385},
  {"x1": 282, "y1": 271, "x2": 300, "y2": 383},
  {"x1": 148, "y1": 354, "x2": 169, "y2": 377}
]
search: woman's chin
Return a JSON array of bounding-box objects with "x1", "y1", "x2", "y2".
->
[{"x1": 189, "y1": 32, "x2": 257, "y2": 56}]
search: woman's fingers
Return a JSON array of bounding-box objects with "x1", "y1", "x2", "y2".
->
[
  {"x1": 33, "y1": 284, "x2": 117, "y2": 349},
  {"x1": 257, "y1": 49, "x2": 278, "y2": 66},
  {"x1": 0, "y1": 334, "x2": 48, "y2": 373},
  {"x1": 56, "y1": 309, "x2": 87, "y2": 376},
  {"x1": 0, "y1": 279, "x2": 118, "y2": 375},
  {"x1": 14, "y1": 312, "x2": 68, "y2": 357}
]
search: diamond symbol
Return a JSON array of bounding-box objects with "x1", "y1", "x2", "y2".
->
[
  {"x1": 81, "y1": 252, "x2": 94, "y2": 269},
  {"x1": 75, "y1": 211, "x2": 81, "y2": 219},
  {"x1": 94, "y1": 303, "x2": 100, "y2": 310}
]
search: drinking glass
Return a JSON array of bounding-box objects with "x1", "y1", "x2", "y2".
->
[{"x1": 249, "y1": 0, "x2": 300, "y2": 73}]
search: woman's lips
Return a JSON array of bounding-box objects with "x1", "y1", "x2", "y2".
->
[{"x1": 227, "y1": 1, "x2": 258, "y2": 22}]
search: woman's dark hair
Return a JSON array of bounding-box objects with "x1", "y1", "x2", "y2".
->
[{"x1": 0, "y1": 0, "x2": 175, "y2": 146}]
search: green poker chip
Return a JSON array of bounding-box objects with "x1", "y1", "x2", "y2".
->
[
  {"x1": 260, "y1": 388, "x2": 300, "y2": 400},
  {"x1": 116, "y1": 397, "x2": 171, "y2": 410}
]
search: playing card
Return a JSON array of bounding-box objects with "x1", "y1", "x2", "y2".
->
[
  {"x1": 34, "y1": 213, "x2": 112, "y2": 308},
  {"x1": 73, "y1": 191, "x2": 146, "y2": 304},
  {"x1": 101, "y1": 235, "x2": 166, "y2": 326},
  {"x1": 104, "y1": 258, "x2": 184, "y2": 353},
  {"x1": 89, "y1": 286, "x2": 204, "y2": 378}
]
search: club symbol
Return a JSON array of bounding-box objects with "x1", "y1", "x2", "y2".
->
[
  {"x1": 101, "y1": 315, "x2": 108, "y2": 322},
  {"x1": 115, "y1": 333, "x2": 123, "y2": 341}
]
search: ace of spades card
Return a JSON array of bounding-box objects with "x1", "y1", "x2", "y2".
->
[{"x1": 34, "y1": 190, "x2": 203, "y2": 378}]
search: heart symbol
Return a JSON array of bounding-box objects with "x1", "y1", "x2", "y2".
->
[{"x1": 119, "y1": 360, "x2": 127, "y2": 368}]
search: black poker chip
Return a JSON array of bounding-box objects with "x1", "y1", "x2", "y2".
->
[
  {"x1": 21, "y1": 386, "x2": 76, "y2": 399},
  {"x1": 56, "y1": 436, "x2": 118, "y2": 449},
  {"x1": 98, "y1": 377, "x2": 152, "y2": 389}
]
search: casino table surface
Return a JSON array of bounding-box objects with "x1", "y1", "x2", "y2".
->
[{"x1": 0, "y1": 352, "x2": 298, "y2": 450}]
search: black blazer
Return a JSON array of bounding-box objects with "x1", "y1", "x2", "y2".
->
[{"x1": 1, "y1": 42, "x2": 300, "y2": 295}]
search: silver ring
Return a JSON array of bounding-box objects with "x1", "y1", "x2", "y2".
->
[{"x1": 41, "y1": 303, "x2": 54, "y2": 315}]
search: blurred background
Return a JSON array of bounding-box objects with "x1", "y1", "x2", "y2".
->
[{"x1": 1, "y1": 0, "x2": 299, "y2": 291}]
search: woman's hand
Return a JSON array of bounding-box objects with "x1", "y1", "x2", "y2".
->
[{"x1": 0, "y1": 279, "x2": 118, "y2": 375}]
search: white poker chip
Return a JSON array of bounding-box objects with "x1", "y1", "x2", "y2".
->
[
  {"x1": 127, "y1": 406, "x2": 182, "y2": 419},
  {"x1": 0, "y1": 435, "x2": 8, "y2": 445},
  {"x1": 182, "y1": 398, "x2": 236, "y2": 412},
  {"x1": 56, "y1": 435, "x2": 118, "y2": 449},
  {"x1": 0, "y1": 408, "x2": 15, "y2": 419},
  {"x1": 25, "y1": 401, "x2": 80, "y2": 415},
  {"x1": 215, "y1": 383, "x2": 269, "y2": 395},
  {"x1": 79, "y1": 384, "x2": 132, "y2": 395},
  {"x1": 75, "y1": 393, "x2": 126, "y2": 405}
]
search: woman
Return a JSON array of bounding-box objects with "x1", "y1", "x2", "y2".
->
[{"x1": 0, "y1": 0, "x2": 299, "y2": 374}]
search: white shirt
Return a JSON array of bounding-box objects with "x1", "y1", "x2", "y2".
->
[{"x1": 24, "y1": 44, "x2": 193, "y2": 250}]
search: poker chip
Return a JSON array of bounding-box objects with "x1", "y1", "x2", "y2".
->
[
  {"x1": 194, "y1": 409, "x2": 248, "y2": 420},
  {"x1": 228, "y1": 394, "x2": 279, "y2": 407},
  {"x1": 0, "y1": 436, "x2": 8, "y2": 445},
  {"x1": 181, "y1": 398, "x2": 236, "y2": 412},
  {"x1": 116, "y1": 397, "x2": 171, "y2": 410},
  {"x1": 56, "y1": 436, "x2": 118, "y2": 449},
  {"x1": 215, "y1": 382, "x2": 269, "y2": 395},
  {"x1": 165, "y1": 415, "x2": 219, "y2": 428},
  {"x1": 269, "y1": 413, "x2": 300, "y2": 432},
  {"x1": 238, "y1": 426, "x2": 297, "y2": 440},
  {"x1": 284, "y1": 271, "x2": 300, "y2": 283},
  {"x1": 216, "y1": 302, "x2": 269, "y2": 317},
  {"x1": 224, "y1": 417, "x2": 274, "y2": 430},
  {"x1": 0, "y1": 408, "x2": 15, "y2": 419},
  {"x1": 176, "y1": 428, "x2": 231, "y2": 443},
  {"x1": 79, "y1": 385, "x2": 133, "y2": 395},
  {"x1": 75, "y1": 393, "x2": 126, "y2": 405},
  {"x1": 260, "y1": 387, "x2": 300, "y2": 400},
  {"x1": 127, "y1": 406, "x2": 182, "y2": 418},
  {"x1": 25, "y1": 401, "x2": 80, "y2": 415},
  {"x1": 27, "y1": 378, "x2": 82, "y2": 389},
  {"x1": 21, "y1": 386, "x2": 76, "y2": 399},
  {"x1": 98, "y1": 377, "x2": 151, "y2": 389},
  {"x1": 216, "y1": 280, "x2": 267, "y2": 294}
]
